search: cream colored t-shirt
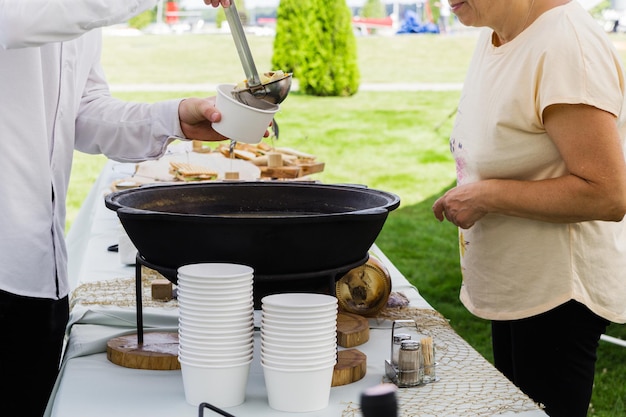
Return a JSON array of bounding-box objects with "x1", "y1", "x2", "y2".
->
[{"x1": 452, "y1": 1, "x2": 626, "y2": 323}]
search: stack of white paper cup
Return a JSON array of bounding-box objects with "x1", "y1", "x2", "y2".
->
[
  {"x1": 177, "y1": 263, "x2": 254, "y2": 408},
  {"x1": 260, "y1": 293, "x2": 338, "y2": 412}
]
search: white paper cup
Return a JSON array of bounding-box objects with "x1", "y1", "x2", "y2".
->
[
  {"x1": 179, "y1": 345, "x2": 253, "y2": 359},
  {"x1": 261, "y1": 351, "x2": 335, "y2": 365},
  {"x1": 261, "y1": 327, "x2": 336, "y2": 340},
  {"x1": 261, "y1": 313, "x2": 337, "y2": 325},
  {"x1": 261, "y1": 293, "x2": 337, "y2": 309},
  {"x1": 180, "y1": 336, "x2": 253, "y2": 351},
  {"x1": 261, "y1": 343, "x2": 336, "y2": 357},
  {"x1": 262, "y1": 362, "x2": 334, "y2": 412},
  {"x1": 178, "y1": 263, "x2": 254, "y2": 279},
  {"x1": 261, "y1": 334, "x2": 337, "y2": 349},
  {"x1": 178, "y1": 308, "x2": 252, "y2": 321},
  {"x1": 260, "y1": 356, "x2": 337, "y2": 369},
  {"x1": 177, "y1": 288, "x2": 253, "y2": 299},
  {"x1": 261, "y1": 320, "x2": 335, "y2": 334},
  {"x1": 212, "y1": 84, "x2": 279, "y2": 144},
  {"x1": 179, "y1": 317, "x2": 253, "y2": 331},
  {"x1": 179, "y1": 358, "x2": 251, "y2": 408},
  {"x1": 177, "y1": 281, "x2": 253, "y2": 292},
  {"x1": 178, "y1": 318, "x2": 254, "y2": 339}
]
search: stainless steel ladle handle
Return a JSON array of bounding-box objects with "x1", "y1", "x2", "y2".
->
[{"x1": 224, "y1": 2, "x2": 262, "y2": 91}]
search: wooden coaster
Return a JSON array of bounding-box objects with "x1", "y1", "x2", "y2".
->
[
  {"x1": 332, "y1": 348, "x2": 367, "y2": 387},
  {"x1": 106, "y1": 332, "x2": 180, "y2": 370},
  {"x1": 337, "y1": 311, "x2": 370, "y2": 348}
]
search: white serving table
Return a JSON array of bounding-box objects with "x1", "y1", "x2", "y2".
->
[{"x1": 46, "y1": 150, "x2": 548, "y2": 417}]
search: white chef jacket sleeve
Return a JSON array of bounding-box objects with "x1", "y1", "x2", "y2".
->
[
  {"x1": 0, "y1": 0, "x2": 157, "y2": 49},
  {"x1": 74, "y1": 56, "x2": 185, "y2": 163}
]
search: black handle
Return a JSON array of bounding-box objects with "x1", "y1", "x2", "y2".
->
[{"x1": 198, "y1": 402, "x2": 237, "y2": 417}]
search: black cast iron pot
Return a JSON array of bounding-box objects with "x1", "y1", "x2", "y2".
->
[{"x1": 104, "y1": 181, "x2": 400, "y2": 293}]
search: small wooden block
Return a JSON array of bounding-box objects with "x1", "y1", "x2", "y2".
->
[
  {"x1": 337, "y1": 311, "x2": 370, "y2": 348},
  {"x1": 151, "y1": 279, "x2": 173, "y2": 300},
  {"x1": 106, "y1": 332, "x2": 180, "y2": 370},
  {"x1": 267, "y1": 152, "x2": 283, "y2": 167},
  {"x1": 192, "y1": 140, "x2": 211, "y2": 153},
  {"x1": 332, "y1": 349, "x2": 367, "y2": 387}
]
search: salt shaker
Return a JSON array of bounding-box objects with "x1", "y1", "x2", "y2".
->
[
  {"x1": 398, "y1": 339, "x2": 422, "y2": 387},
  {"x1": 391, "y1": 333, "x2": 412, "y2": 367}
]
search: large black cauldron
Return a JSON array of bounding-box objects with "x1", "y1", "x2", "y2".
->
[{"x1": 105, "y1": 181, "x2": 400, "y2": 286}]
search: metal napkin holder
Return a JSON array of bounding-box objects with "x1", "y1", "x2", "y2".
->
[{"x1": 385, "y1": 319, "x2": 438, "y2": 387}]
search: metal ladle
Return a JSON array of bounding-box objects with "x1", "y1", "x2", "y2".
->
[{"x1": 224, "y1": 2, "x2": 292, "y2": 105}]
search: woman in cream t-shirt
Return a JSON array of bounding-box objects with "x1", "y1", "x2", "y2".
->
[{"x1": 432, "y1": 1, "x2": 626, "y2": 416}]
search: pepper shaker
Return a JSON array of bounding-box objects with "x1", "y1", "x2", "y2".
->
[{"x1": 398, "y1": 339, "x2": 422, "y2": 387}]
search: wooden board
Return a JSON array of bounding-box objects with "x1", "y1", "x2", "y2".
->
[
  {"x1": 337, "y1": 311, "x2": 370, "y2": 348},
  {"x1": 298, "y1": 162, "x2": 325, "y2": 176},
  {"x1": 107, "y1": 332, "x2": 180, "y2": 370},
  {"x1": 259, "y1": 165, "x2": 301, "y2": 178},
  {"x1": 332, "y1": 348, "x2": 367, "y2": 387}
]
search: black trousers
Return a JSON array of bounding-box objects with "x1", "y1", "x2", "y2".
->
[
  {"x1": 492, "y1": 300, "x2": 609, "y2": 417},
  {"x1": 0, "y1": 290, "x2": 69, "y2": 417}
]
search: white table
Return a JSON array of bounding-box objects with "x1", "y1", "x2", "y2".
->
[{"x1": 47, "y1": 153, "x2": 548, "y2": 417}]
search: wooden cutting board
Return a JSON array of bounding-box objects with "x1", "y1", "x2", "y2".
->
[
  {"x1": 107, "y1": 332, "x2": 180, "y2": 370},
  {"x1": 332, "y1": 348, "x2": 367, "y2": 387},
  {"x1": 337, "y1": 311, "x2": 370, "y2": 348}
]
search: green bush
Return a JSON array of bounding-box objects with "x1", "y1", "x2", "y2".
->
[
  {"x1": 272, "y1": 0, "x2": 360, "y2": 97},
  {"x1": 271, "y1": 0, "x2": 309, "y2": 75}
]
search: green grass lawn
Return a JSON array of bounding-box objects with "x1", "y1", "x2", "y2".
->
[{"x1": 67, "y1": 31, "x2": 626, "y2": 416}]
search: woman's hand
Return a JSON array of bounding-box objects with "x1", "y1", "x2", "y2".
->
[{"x1": 433, "y1": 182, "x2": 488, "y2": 229}]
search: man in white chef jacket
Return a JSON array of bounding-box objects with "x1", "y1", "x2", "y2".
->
[{"x1": 0, "y1": 1, "x2": 231, "y2": 416}]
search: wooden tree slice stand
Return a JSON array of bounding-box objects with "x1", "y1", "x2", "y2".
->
[
  {"x1": 337, "y1": 311, "x2": 370, "y2": 347},
  {"x1": 332, "y1": 348, "x2": 367, "y2": 387},
  {"x1": 107, "y1": 332, "x2": 180, "y2": 370}
]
